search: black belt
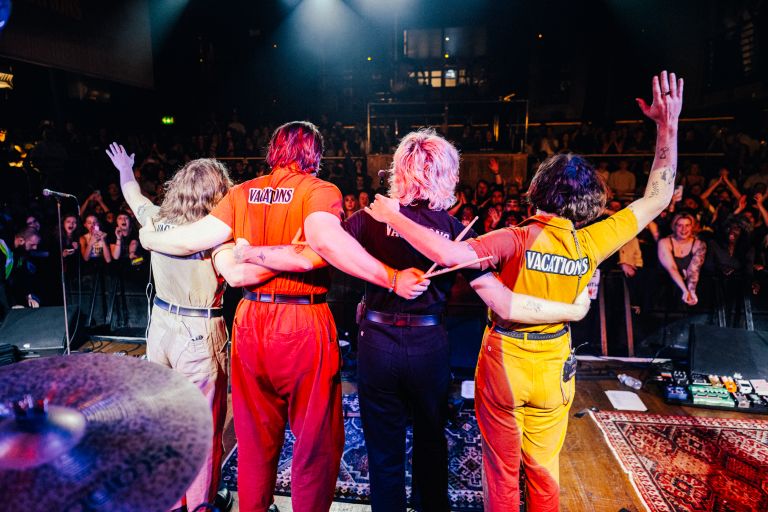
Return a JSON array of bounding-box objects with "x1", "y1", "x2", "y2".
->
[
  {"x1": 153, "y1": 297, "x2": 223, "y2": 318},
  {"x1": 365, "y1": 309, "x2": 442, "y2": 327},
  {"x1": 489, "y1": 322, "x2": 569, "y2": 340},
  {"x1": 242, "y1": 289, "x2": 327, "y2": 305}
]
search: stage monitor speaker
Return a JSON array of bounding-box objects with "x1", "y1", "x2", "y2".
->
[
  {"x1": 689, "y1": 324, "x2": 768, "y2": 379},
  {"x1": 0, "y1": 306, "x2": 79, "y2": 357}
]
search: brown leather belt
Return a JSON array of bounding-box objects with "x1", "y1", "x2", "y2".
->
[{"x1": 242, "y1": 290, "x2": 327, "y2": 305}]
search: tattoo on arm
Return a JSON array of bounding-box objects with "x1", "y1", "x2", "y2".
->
[
  {"x1": 659, "y1": 146, "x2": 669, "y2": 159},
  {"x1": 686, "y1": 241, "x2": 706, "y2": 289},
  {"x1": 523, "y1": 299, "x2": 543, "y2": 313},
  {"x1": 257, "y1": 251, "x2": 266, "y2": 263},
  {"x1": 649, "y1": 181, "x2": 661, "y2": 198}
]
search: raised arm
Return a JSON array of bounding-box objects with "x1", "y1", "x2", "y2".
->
[
  {"x1": 755, "y1": 193, "x2": 768, "y2": 226},
  {"x1": 366, "y1": 194, "x2": 479, "y2": 267},
  {"x1": 721, "y1": 170, "x2": 742, "y2": 200},
  {"x1": 106, "y1": 143, "x2": 153, "y2": 221},
  {"x1": 470, "y1": 273, "x2": 590, "y2": 323},
  {"x1": 304, "y1": 211, "x2": 430, "y2": 299},
  {"x1": 627, "y1": 71, "x2": 683, "y2": 230},
  {"x1": 699, "y1": 176, "x2": 722, "y2": 203}
]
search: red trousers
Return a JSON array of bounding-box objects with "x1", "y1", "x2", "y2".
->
[{"x1": 231, "y1": 300, "x2": 344, "y2": 512}]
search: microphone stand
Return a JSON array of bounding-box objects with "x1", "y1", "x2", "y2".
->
[{"x1": 54, "y1": 197, "x2": 72, "y2": 355}]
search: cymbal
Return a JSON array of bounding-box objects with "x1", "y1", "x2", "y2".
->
[{"x1": 0, "y1": 353, "x2": 213, "y2": 512}]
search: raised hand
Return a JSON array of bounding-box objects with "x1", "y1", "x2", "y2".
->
[
  {"x1": 636, "y1": 71, "x2": 683, "y2": 127},
  {"x1": 366, "y1": 194, "x2": 401, "y2": 224},
  {"x1": 488, "y1": 158, "x2": 500, "y2": 175},
  {"x1": 394, "y1": 268, "x2": 430, "y2": 300},
  {"x1": 106, "y1": 142, "x2": 135, "y2": 174}
]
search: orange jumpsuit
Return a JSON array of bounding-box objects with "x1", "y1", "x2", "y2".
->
[
  {"x1": 210, "y1": 166, "x2": 344, "y2": 512},
  {"x1": 467, "y1": 208, "x2": 638, "y2": 511}
]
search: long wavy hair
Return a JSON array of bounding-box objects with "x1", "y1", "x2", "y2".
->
[
  {"x1": 389, "y1": 128, "x2": 459, "y2": 210},
  {"x1": 527, "y1": 153, "x2": 606, "y2": 226},
  {"x1": 156, "y1": 159, "x2": 233, "y2": 225}
]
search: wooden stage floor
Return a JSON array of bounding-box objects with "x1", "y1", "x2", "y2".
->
[{"x1": 84, "y1": 341, "x2": 768, "y2": 511}]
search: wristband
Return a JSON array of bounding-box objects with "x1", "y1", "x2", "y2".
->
[{"x1": 387, "y1": 267, "x2": 399, "y2": 293}]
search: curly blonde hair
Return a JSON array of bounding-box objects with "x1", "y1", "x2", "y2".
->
[
  {"x1": 388, "y1": 129, "x2": 459, "y2": 210},
  {"x1": 156, "y1": 159, "x2": 233, "y2": 225}
]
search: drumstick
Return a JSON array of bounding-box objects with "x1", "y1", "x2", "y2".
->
[
  {"x1": 291, "y1": 227, "x2": 309, "y2": 246},
  {"x1": 425, "y1": 216, "x2": 479, "y2": 274},
  {"x1": 422, "y1": 256, "x2": 493, "y2": 279}
]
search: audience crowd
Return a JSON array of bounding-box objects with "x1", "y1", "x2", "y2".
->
[{"x1": 1, "y1": 114, "x2": 767, "y2": 342}]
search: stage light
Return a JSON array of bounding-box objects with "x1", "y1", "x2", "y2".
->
[
  {"x1": 444, "y1": 53, "x2": 449, "y2": 59},
  {"x1": 537, "y1": 33, "x2": 543, "y2": 39},
  {"x1": 273, "y1": 43, "x2": 278, "y2": 48},
  {"x1": 367, "y1": 56, "x2": 372, "y2": 61},
  {"x1": 151, "y1": 0, "x2": 189, "y2": 47},
  {"x1": 0, "y1": 0, "x2": 10, "y2": 32},
  {"x1": 445, "y1": 37, "x2": 450, "y2": 41},
  {"x1": 161, "y1": 116, "x2": 175, "y2": 126}
]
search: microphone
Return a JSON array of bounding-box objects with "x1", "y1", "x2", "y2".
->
[
  {"x1": 378, "y1": 169, "x2": 391, "y2": 177},
  {"x1": 43, "y1": 189, "x2": 77, "y2": 199}
]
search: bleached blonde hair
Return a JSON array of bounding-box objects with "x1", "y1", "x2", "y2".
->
[{"x1": 388, "y1": 128, "x2": 459, "y2": 210}]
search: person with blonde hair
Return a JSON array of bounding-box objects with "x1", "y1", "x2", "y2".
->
[
  {"x1": 368, "y1": 71, "x2": 683, "y2": 510},
  {"x1": 106, "y1": 144, "x2": 313, "y2": 512},
  {"x1": 658, "y1": 212, "x2": 706, "y2": 306},
  {"x1": 346, "y1": 128, "x2": 591, "y2": 511}
]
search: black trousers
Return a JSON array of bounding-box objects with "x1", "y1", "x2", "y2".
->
[{"x1": 357, "y1": 319, "x2": 451, "y2": 512}]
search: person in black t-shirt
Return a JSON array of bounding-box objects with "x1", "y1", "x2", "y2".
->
[{"x1": 344, "y1": 129, "x2": 590, "y2": 511}]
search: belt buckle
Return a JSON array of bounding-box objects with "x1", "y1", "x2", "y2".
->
[{"x1": 393, "y1": 314, "x2": 408, "y2": 327}]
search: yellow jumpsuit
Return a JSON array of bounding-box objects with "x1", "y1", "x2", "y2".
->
[{"x1": 467, "y1": 208, "x2": 638, "y2": 511}]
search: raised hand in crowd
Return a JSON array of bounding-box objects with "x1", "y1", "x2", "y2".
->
[
  {"x1": 80, "y1": 189, "x2": 110, "y2": 216},
  {"x1": 488, "y1": 158, "x2": 500, "y2": 175},
  {"x1": 734, "y1": 194, "x2": 748, "y2": 215}
]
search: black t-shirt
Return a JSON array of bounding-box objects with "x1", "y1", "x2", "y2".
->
[{"x1": 343, "y1": 202, "x2": 489, "y2": 315}]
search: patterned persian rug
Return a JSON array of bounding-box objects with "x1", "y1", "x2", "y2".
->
[
  {"x1": 590, "y1": 411, "x2": 768, "y2": 512},
  {"x1": 222, "y1": 393, "x2": 486, "y2": 510}
]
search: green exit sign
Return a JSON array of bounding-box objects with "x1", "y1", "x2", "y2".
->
[{"x1": 161, "y1": 116, "x2": 175, "y2": 125}]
